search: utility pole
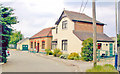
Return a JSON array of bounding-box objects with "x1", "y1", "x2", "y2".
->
[
  {"x1": 118, "y1": 1, "x2": 120, "y2": 70},
  {"x1": 92, "y1": 0, "x2": 97, "y2": 67},
  {"x1": 115, "y1": 0, "x2": 118, "y2": 69}
]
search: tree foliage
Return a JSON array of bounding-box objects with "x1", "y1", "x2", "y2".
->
[
  {"x1": 117, "y1": 34, "x2": 120, "y2": 47},
  {"x1": 9, "y1": 31, "x2": 23, "y2": 44},
  {"x1": 81, "y1": 38, "x2": 93, "y2": 61},
  {"x1": 0, "y1": 5, "x2": 18, "y2": 63}
]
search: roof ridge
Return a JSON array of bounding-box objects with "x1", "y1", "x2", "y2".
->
[
  {"x1": 30, "y1": 27, "x2": 53, "y2": 39},
  {"x1": 64, "y1": 10, "x2": 84, "y2": 15}
]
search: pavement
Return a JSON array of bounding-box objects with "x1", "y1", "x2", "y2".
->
[
  {"x1": 35, "y1": 52, "x2": 115, "y2": 72},
  {"x1": 2, "y1": 49, "x2": 115, "y2": 72}
]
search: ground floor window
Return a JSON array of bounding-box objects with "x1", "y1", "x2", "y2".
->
[
  {"x1": 98, "y1": 43, "x2": 102, "y2": 49},
  {"x1": 52, "y1": 41, "x2": 57, "y2": 50},
  {"x1": 62, "y1": 40, "x2": 67, "y2": 51},
  {"x1": 34, "y1": 42, "x2": 36, "y2": 49},
  {"x1": 31, "y1": 42, "x2": 33, "y2": 49},
  {"x1": 42, "y1": 41, "x2": 45, "y2": 49}
]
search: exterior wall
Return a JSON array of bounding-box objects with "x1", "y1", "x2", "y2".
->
[
  {"x1": 52, "y1": 17, "x2": 83, "y2": 54},
  {"x1": 29, "y1": 37, "x2": 52, "y2": 52},
  {"x1": 97, "y1": 42, "x2": 115, "y2": 56},
  {"x1": 17, "y1": 39, "x2": 29, "y2": 50},
  {"x1": 17, "y1": 44, "x2": 20, "y2": 50},
  {"x1": 74, "y1": 22, "x2": 103, "y2": 33}
]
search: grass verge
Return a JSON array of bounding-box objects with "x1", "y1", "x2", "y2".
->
[{"x1": 86, "y1": 64, "x2": 118, "y2": 72}]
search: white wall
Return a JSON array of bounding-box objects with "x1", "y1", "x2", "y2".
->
[{"x1": 52, "y1": 17, "x2": 82, "y2": 54}]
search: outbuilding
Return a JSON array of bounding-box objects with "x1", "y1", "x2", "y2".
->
[
  {"x1": 29, "y1": 27, "x2": 53, "y2": 53},
  {"x1": 17, "y1": 38, "x2": 29, "y2": 51}
]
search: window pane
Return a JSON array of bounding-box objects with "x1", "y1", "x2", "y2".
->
[
  {"x1": 62, "y1": 40, "x2": 67, "y2": 51},
  {"x1": 62, "y1": 20, "x2": 67, "y2": 29},
  {"x1": 31, "y1": 42, "x2": 33, "y2": 48},
  {"x1": 34, "y1": 42, "x2": 36, "y2": 49},
  {"x1": 42, "y1": 41, "x2": 45, "y2": 49}
]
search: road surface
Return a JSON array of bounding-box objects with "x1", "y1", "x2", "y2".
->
[{"x1": 2, "y1": 50, "x2": 79, "y2": 72}]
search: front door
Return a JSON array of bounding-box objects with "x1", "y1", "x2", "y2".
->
[
  {"x1": 109, "y1": 43, "x2": 113, "y2": 56},
  {"x1": 37, "y1": 43, "x2": 39, "y2": 53}
]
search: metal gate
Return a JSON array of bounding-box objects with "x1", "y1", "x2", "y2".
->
[{"x1": 109, "y1": 43, "x2": 113, "y2": 56}]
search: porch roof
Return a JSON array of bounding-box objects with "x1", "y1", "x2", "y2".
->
[{"x1": 73, "y1": 31, "x2": 114, "y2": 42}]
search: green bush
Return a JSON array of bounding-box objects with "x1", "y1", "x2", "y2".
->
[
  {"x1": 45, "y1": 49, "x2": 50, "y2": 55},
  {"x1": 53, "y1": 48, "x2": 61, "y2": 57},
  {"x1": 60, "y1": 54, "x2": 69, "y2": 59},
  {"x1": 56, "y1": 52, "x2": 62, "y2": 57},
  {"x1": 48, "y1": 51, "x2": 53, "y2": 55},
  {"x1": 86, "y1": 64, "x2": 118, "y2": 72},
  {"x1": 45, "y1": 49, "x2": 53, "y2": 55},
  {"x1": 81, "y1": 38, "x2": 94, "y2": 61},
  {"x1": 67, "y1": 52, "x2": 80, "y2": 60}
]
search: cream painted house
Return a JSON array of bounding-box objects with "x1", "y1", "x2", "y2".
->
[
  {"x1": 52, "y1": 10, "x2": 115, "y2": 56},
  {"x1": 17, "y1": 38, "x2": 29, "y2": 51}
]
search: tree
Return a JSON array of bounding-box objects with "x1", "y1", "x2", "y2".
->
[
  {"x1": 9, "y1": 31, "x2": 23, "y2": 44},
  {"x1": 117, "y1": 34, "x2": 120, "y2": 47},
  {"x1": 0, "y1": 5, "x2": 18, "y2": 63},
  {"x1": 81, "y1": 38, "x2": 93, "y2": 61}
]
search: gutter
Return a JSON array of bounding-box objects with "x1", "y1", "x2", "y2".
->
[
  {"x1": 29, "y1": 36, "x2": 52, "y2": 39},
  {"x1": 72, "y1": 20, "x2": 106, "y2": 25}
]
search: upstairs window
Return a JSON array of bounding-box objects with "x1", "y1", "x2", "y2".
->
[{"x1": 62, "y1": 20, "x2": 67, "y2": 29}]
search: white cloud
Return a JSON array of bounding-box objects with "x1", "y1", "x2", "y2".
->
[
  {"x1": 0, "y1": 0, "x2": 14, "y2": 2},
  {"x1": 2, "y1": 0, "x2": 64, "y2": 37},
  {"x1": 1, "y1": 0, "x2": 116, "y2": 37}
]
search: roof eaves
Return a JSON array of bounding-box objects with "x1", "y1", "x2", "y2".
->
[
  {"x1": 55, "y1": 10, "x2": 72, "y2": 25},
  {"x1": 81, "y1": 39, "x2": 114, "y2": 42},
  {"x1": 29, "y1": 36, "x2": 52, "y2": 39},
  {"x1": 55, "y1": 11, "x2": 64, "y2": 25},
  {"x1": 72, "y1": 20, "x2": 105, "y2": 25},
  {"x1": 97, "y1": 40, "x2": 114, "y2": 42}
]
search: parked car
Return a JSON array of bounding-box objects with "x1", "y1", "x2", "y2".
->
[{"x1": 6, "y1": 50, "x2": 10, "y2": 57}]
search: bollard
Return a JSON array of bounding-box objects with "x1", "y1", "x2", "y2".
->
[{"x1": 115, "y1": 53, "x2": 118, "y2": 69}]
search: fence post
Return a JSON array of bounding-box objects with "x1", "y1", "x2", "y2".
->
[{"x1": 118, "y1": 47, "x2": 120, "y2": 69}]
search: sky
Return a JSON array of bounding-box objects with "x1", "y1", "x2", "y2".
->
[{"x1": 0, "y1": 0, "x2": 120, "y2": 38}]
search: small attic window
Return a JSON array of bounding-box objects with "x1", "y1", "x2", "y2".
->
[
  {"x1": 62, "y1": 20, "x2": 67, "y2": 29},
  {"x1": 56, "y1": 26, "x2": 58, "y2": 34}
]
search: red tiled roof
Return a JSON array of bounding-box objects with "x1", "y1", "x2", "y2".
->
[{"x1": 30, "y1": 27, "x2": 53, "y2": 39}]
